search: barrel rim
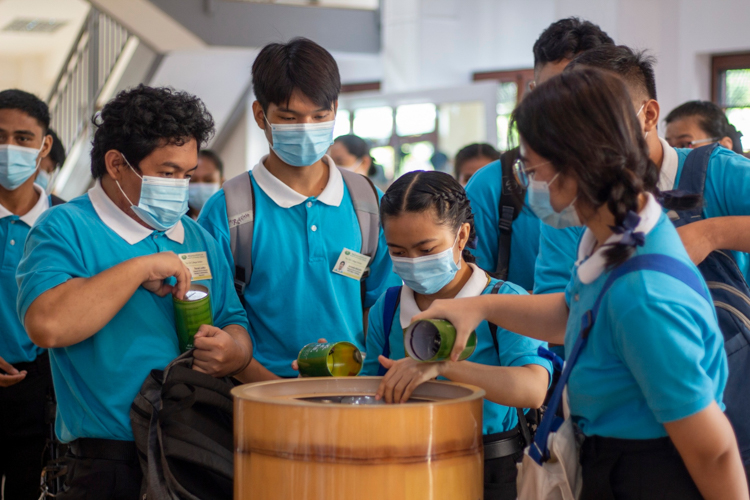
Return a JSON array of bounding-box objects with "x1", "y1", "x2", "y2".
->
[{"x1": 231, "y1": 377, "x2": 486, "y2": 408}]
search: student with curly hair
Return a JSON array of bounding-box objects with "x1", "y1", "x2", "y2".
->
[
  {"x1": 360, "y1": 170, "x2": 552, "y2": 500},
  {"x1": 16, "y1": 85, "x2": 252, "y2": 499}
]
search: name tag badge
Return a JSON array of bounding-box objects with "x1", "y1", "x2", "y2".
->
[
  {"x1": 333, "y1": 248, "x2": 370, "y2": 280},
  {"x1": 179, "y1": 252, "x2": 213, "y2": 281}
]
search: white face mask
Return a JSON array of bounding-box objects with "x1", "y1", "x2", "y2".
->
[{"x1": 339, "y1": 159, "x2": 363, "y2": 172}]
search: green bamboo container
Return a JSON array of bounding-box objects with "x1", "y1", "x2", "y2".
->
[
  {"x1": 173, "y1": 284, "x2": 213, "y2": 352},
  {"x1": 404, "y1": 319, "x2": 477, "y2": 362},
  {"x1": 297, "y1": 342, "x2": 363, "y2": 377}
]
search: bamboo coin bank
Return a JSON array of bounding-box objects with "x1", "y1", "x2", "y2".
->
[{"x1": 232, "y1": 377, "x2": 485, "y2": 500}]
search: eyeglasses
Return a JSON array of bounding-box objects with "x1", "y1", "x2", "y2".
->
[
  {"x1": 674, "y1": 137, "x2": 720, "y2": 149},
  {"x1": 513, "y1": 158, "x2": 551, "y2": 188}
]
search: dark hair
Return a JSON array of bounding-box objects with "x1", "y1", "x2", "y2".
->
[
  {"x1": 199, "y1": 149, "x2": 224, "y2": 175},
  {"x1": 90, "y1": 85, "x2": 215, "y2": 179},
  {"x1": 512, "y1": 68, "x2": 661, "y2": 269},
  {"x1": 380, "y1": 171, "x2": 477, "y2": 263},
  {"x1": 334, "y1": 134, "x2": 379, "y2": 177},
  {"x1": 567, "y1": 45, "x2": 657, "y2": 101},
  {"x1": 252, "y1": 37, "x2": 340, "y2": 113},
  {"x1": 533, "y1": 17, "x2": 614, "y2": 68},
  {"x1": 47, "y1": 128, "x2": 66, "y2": 166},
  {"x1": 665, "y1": 100, "x2": 744, "y2": 154},
  {"x1": 454, "y1": 143, "x2": 500, "y2": 179},
  {"x1": 0, "y1": 89, "x2": 50, "y2": 131}
]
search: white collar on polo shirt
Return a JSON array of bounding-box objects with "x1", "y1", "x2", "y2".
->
[
  {"x1": 399, "y1": 263, "x2": 489, "y2": 329},
  {"x1": 657, "y1": 137, "x2": 679, "y2": 191},
  {"x1": 88, "y1": 179, "x2": 184, "y2": 245},
  {"x1": 0, "y1": 183, "x2": 49, "y2": 226},
  {"x1": 251, "y1": 154, "x2": 344, "y2": 209},
  {"x1": 575, "y1": 192, "x2": 662, "y2": 284}
]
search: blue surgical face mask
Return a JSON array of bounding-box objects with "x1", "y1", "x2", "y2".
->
[
  {"x1": 0, "y1": 143, "x2": 44, "y2": 191},
  {"x1": 391, "y1": 233, "x2": 461, "y2": 295},
  {"x1": 188, "y1": 182, "x2": 220, "y2": 211},
  {"x1": 265, "y1": 116, "x2": 335, "y2": 167},
  {"x1": 528, "y1": 173, "x2": 581, "y2": 229},
  {"x1": 116, "y1": 155, "x2": 189, "y2": 231}
]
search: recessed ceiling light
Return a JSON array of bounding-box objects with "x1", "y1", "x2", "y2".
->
[{"x1": 2, "y1": 18, "x2": 68, "y2": 34}]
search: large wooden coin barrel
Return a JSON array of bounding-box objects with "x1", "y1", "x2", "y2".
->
[{"x1": 233, "y1": 377, "x2": 485, "y2": 500}]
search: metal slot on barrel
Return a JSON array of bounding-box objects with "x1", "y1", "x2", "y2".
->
[
  {"x1": 232, "y1": 377, "x2": 485, "y2": 500},
  {"x1": 173, "y1": 284, "x2": 213, "y2": 352}
]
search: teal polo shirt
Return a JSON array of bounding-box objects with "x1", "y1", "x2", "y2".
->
[
  {"x1": 464, "y1": 159, "x2": 541, "y2": 290},
  {"x1": 16, "y1": 181, "x2": 249, "y2": 443},
  {"x1": 534, "y1": 141, "x2": 750, "y2": 296},
  {"x1": 564, "y1": 195, "x2": 727, "y2": 439},
  {"x1": 0, "y1": 184, "x2": 48, "y2": 365},
  {"x1": 198, "y1": 156, "x2": 401, "y2": 377},
  {"x1": 361, "y1": 264, "x2": 553, "y2": 435}
]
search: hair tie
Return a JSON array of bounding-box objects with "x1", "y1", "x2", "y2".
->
[
  {"x1": 610, "y1": 210, "x2": 645, "y2": 247},
  {"x1": 467, "y1": 235, "x2": 478, "y2": 250}
]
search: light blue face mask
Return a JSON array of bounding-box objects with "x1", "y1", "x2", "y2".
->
[
  {"x1": 116, "y1": 155, "x2": 189, "y2": 231},
  {"x1": 188, "y1": 182, "x2": 220, "y2": 211},
  {"x1": 0, "y1": 143, "x2": 43, "y2": 191},
  {"x1": 390, "y1": 234, "x2": 461, "y2": 295},
  {"x1": 266, "y1": 117, "x2": 335, "y2": 167},
  {"x1": 527, "y1": 174, "x2": 581, "y2": 229}
]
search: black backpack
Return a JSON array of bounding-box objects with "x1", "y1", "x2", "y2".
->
[
  {"x1": 667, "y1": 143, "x2": 750, "y2": 467},
  {"x1": 494, "y1": 148, "x2": 524, "y2": 280},
  {"x1": 130, "y1": 351, "x2": 235, "y2": 500}
]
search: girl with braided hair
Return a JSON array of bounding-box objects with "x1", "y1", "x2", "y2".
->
[
  {"x1": 412, "y1": 68, "x2": 748, "y2": 499},
  {"x1": 360, "y1": 170, "x2": 553, "y2": 500}
]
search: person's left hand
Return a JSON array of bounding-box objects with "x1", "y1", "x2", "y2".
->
[
  {"x1": 375, "y1": 356, "x2": 446, "y2": 404},
  {"x1": 677, "y1": 220, "x2": 716, "y2": 265},
  {"x1": 192, "y1": 325, "x2": 249, "y2": 377}
]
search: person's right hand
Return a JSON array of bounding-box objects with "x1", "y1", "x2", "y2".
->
[
  {"x1": 411, "y1": 297, "x2": 487, "y2": 361},
  {"x1": 139, "y1": 252, "x2": 192, "y2": 300},
  {"x1": 0, "y1": 355, "x2": 27, "y2": 388}
]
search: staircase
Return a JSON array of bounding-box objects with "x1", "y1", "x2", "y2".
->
[{"x1": 46, "y1": 7, "x2": 138, "y2": 199}]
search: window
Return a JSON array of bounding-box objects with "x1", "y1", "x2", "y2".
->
[
  {"x1": 333, "y1": 109, "x2": 351, "y2": 138},
  {"x1": 712, "y1": 53, "x2": 750, "y2": 153},
  {"x1": 473, "y1": 69, "x2": 534, "y2": 151},
  {"x1": 353, "y1": 106, "x2": 393, "y2": 141}
]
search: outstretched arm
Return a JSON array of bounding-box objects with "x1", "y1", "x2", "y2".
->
[{"x1": 411, "y1": 292, "x2": 569, "y2": 360}]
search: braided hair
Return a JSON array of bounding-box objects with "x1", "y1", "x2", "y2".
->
[
  {"x1": 512, "y1": 68, "x2": 664, "y2": 269},
  {"x1": 380, "y1": 171, "x2": 477, "y2": 263}
]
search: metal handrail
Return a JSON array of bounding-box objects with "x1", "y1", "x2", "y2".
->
[{"x1": 47, "y1": 7, "x2": 132, "y2": 153}]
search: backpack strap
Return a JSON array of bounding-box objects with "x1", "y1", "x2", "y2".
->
[
  {"x1": 340, "y1": 167, "x2": 381, "y2": 308},
  {"x1": 487, "y1": 280, "x2": 504, "y2": 355},
  {"x1": 377, "y1": 286, "x2": 402, "y2": 376},
  {"x1": 49, "y1": 194, "x2": 66, "y2": 206},
  {"x1": 496, "y1": 149, "x2": 523, "y2": 280},
  {"x1": 669, "y1": 143, "x2": 717, "y2": 227},
  {"x1": 529, "y1": 254, "x2": 710, "y2": 464},
  {"x1": 223, "y1": 172, "x2": 255, "y2": 298}
]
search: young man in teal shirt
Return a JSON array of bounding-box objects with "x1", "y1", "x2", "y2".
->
[
  {"x1": 466, "y1": 17, "x2": 614, "y2": 289},
  {"x1": 534, "y1": 45, "x2": 750, "y2": 295},
  {"x1": 0, "y1": 89, "x2": 55, "y2": 499},
  {"x1": 199, "y1": 38, "x2": 399, "y2": 380},
  {"x1": 17, "y1": 86, "x2": 252, "y2": 500}
]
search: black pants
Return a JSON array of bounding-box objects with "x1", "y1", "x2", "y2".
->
[
  {"x1": 57, "y1": 439, "x2": 142, "y2": 500},
  {"x1": 483, "y1": 429, "x2": 524, "y2": 500},
  {"x1": 0, "y1": 352, "x2": 53, "y2": 500},
  {"x1": 580, "y1": 435, "x2": 703, "y2": 500}
]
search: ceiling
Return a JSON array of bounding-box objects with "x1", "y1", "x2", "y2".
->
[{"x1": 0, "y1": 0, "x2": 90, "y2": 98}]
